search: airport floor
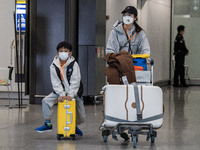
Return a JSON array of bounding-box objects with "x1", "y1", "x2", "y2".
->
[{"x1": 0, "y1": 85, "x2": 200, "y2": 150}]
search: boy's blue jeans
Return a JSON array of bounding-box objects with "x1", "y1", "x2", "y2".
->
[{"x1": 42, "y1": 92, "x2": 86, "y2": 125}]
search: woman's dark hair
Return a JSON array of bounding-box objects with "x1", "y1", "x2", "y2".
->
[
  {"x1": 56, "y1": 41, "x2": 72, "y2": 51},
  {"x1": 134, "y1": 21, "x2": 143, "y2": 33}
]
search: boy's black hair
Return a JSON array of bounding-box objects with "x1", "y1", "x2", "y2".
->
[
  {"x1": 56, "y1": 41, "x2": 72, "y2": 52},
  {"x1": 177, "y1": 25, "x2": 185, "y2": 33}
]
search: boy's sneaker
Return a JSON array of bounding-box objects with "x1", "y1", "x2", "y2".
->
[
  {"x1": 35, "y1": 122, "x2": 52, "y2": 133},
  {"x1": 76, "y1": 126, "x2": 83, "y2": 136}
]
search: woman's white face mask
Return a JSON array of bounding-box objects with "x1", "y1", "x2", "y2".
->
[
  {"x1": 123, "y1": 16, "x2": 134, "y2": 25},
  {"x1": 59, "y1": 52, "x2": 69, "y2": 60}
]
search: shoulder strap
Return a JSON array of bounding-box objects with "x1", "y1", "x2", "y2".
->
[
  {"x1": 127, "y1": 38, "x2": 132, "y2": 54},
  {"x1": 66, "y1": 61, "x2": 84, "y2": 97},
  {"x1": 120, "y1": 27, "x2": 135, "y2": 54},
  {"x1": 66, "y1": 61, "x2": 76, "y2": 83},
  {"x1": 119, "y1": 38, "x2": 130, "y2": 52},
  {"x1": 53, "y1": 63, "x2": 61, "y2": 80},
  {"x1": 78, "y1": 81, "x2": 84, "y2": 97},
  {"x1": 52, "y1": 63, "x2": 65, "y2": 91},
  {"x1": 126, "y1": 31, "x2": 136, "y2": 54}
]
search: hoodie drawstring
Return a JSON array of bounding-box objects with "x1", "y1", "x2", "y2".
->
[{"x1": 59, "y1": 60, "x2": 66, "y2": 81}]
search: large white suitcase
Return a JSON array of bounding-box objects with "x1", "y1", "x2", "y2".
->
[{"x1": 103, "y1": 85, "x2": 163, "y2": 128}]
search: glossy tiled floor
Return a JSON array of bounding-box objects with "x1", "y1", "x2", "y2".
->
[{"x1": 0, "y1": 86, "x2": 200, "y2": 150}]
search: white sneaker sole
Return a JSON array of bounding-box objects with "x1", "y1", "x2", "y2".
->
[{"x1": 35, "y1": 130, "x2": 52, "y2": 133}]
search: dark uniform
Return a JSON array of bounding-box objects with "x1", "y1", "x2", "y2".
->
[{"x1": 173, "y1": 33, "x2": 189, "y2": 86}]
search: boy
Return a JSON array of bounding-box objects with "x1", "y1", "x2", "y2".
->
[{"x1": 35, "y1": 41, "x2": 86, "y2": 136}]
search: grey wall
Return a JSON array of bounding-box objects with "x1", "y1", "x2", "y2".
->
[
  {"x1": 0, "y1": 0, "x2": 21, "y2": 91},
  {"x1": 139, "y1": 0, "x2": 171, "y2": 83},
  {"x1": 0, "y1": 0, "x2": 14, "y2": 67}
]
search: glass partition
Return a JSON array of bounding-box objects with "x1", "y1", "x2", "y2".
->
[{"x1": 172, "y1": 0, "x2": 200, "y2": 81}]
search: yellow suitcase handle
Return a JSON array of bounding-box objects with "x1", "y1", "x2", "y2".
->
[{"x1": 132, "y1": 54, "x2": 150, "y2": 59}]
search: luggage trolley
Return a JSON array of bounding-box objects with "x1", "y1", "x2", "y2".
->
[{"x1": 100, "y1": 54, "x2": 163, "y2": 148}]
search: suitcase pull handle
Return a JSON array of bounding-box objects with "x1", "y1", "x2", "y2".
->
[
  {"x1": 67, "y1": 112, "x2": 72, "y2": 124},
  {"x1": 64, "y1": 105, "x2": 70, "y2": 109}
]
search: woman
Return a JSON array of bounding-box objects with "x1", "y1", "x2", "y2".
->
[
  {"x1": 105, "y1": 6, "x2": 151, "y2": 142},
  {"x1": 106, "y1": 6, "x2": 150, "y2": 55}
]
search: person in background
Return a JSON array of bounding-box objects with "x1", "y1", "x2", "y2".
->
[{"x1": 173, "y1": 25, "x2": 189, "y2": 87}]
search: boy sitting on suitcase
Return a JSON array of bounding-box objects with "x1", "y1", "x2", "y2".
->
[{"x1": 35, "y1": 41, "x2": 86, "y2": 135}]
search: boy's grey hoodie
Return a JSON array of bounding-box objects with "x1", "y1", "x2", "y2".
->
[
  {"x1": 50, "y1": 55, "x2": 81, "y2": 98},
  {"x1": 106, "y1": 21, "x2": 150, "y2": 55}
]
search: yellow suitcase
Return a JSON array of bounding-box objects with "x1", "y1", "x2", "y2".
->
[{"x1": 57, "y1": 99, "x2": 76, "y2": 140}]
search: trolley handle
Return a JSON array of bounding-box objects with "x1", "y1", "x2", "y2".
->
[
  {"x1": 150, "y1": 59, "x2": 154, "y2": 66},
  {"x1": 147, "y1": 58, "x2": 154, "y2": 66}
]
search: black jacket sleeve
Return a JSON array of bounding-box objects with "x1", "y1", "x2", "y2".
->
[{"x1": 174, "y1": 34, "x2": 188, "y2": 56}]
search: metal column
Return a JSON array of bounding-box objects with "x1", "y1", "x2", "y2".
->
[{"x1": 65, "y1": 0, "x2": 78, "y2": 59}]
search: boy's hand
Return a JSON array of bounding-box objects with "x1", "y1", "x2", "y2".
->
[
  {"x1": 58, "y1": 96, "x2": 66, "y2": 102},
  {"x1": 65, "y1": 96, "x2": 73, "y2": 101},
  {"x1": 58, "y1": 96, "x2": 73, "y2": 102}
]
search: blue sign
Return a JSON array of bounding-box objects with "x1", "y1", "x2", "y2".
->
[{"x1": 16, "y1": 4, "x2": 26, "y2": 32}]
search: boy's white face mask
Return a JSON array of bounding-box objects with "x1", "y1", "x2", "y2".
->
[
  {"x1": 59, "y1": 52, "x2": 69, "y2": 60},
  {"x1": 123, "y1": 16, "x2": 134, "y2": 25}
]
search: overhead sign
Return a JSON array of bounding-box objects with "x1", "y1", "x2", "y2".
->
[{"x1": 16, "y1": 1, "x2": 26, "y2": 32}]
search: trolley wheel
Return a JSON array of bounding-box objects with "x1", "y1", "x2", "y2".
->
[
  {"x1": 71, "y1": 134, "x2": 76, "y2": 140},
  {"x1": 151, "y1": 135, "x2": 155, "y2": 143},
  {"x1": 103, "y1": 135, "x2": 108, "y2": 142},
  {"x1": 132, "y1": 136, "x2": 137, "y2": 148},
  {"x1": 57, "y1": 134, "x2": 63, "y2": 140}
]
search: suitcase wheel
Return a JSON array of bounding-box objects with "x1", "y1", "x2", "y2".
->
[
  {"x1": 57, "y1": 134, "x2": 63, "y2": 140},
  {"x1": 70, "y1": 134, "x2": 76, "y2": 140}
]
